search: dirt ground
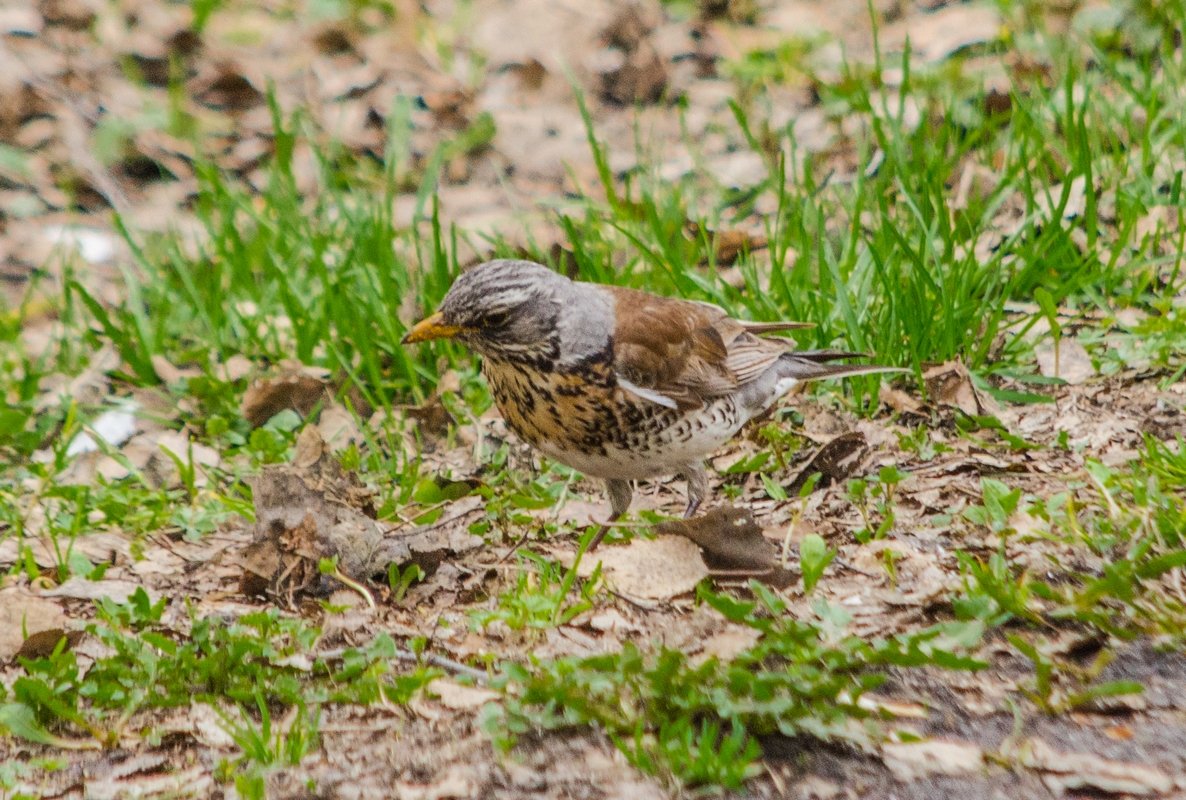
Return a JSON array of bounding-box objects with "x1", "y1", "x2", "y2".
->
[{"x1": 3, "y1": 0, "x2": 1186, "y2": 798}]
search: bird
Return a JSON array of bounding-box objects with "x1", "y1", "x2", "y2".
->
[{"x1": 403, "y1": 259, "x2": 902, "y2": 547}]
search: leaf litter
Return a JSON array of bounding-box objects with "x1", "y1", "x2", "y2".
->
[{"x1": 2, "y1": 0, "x2": 1186, "y2": 797}]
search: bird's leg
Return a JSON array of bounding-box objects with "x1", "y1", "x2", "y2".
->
[
  {"x1": 588, "y1": 478, "x2": 633, "y2": 550},
  {"x1": 680, "y1": 462, "x2": 709, "y2": 518}
]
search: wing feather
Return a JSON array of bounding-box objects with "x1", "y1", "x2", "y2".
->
[{"x1": 606, "y1": 286, "x2": 811, "y2": 410}]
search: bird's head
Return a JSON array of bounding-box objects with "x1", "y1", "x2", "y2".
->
[{"x1": 402, "y1": 260, "x2": 567, "y2": 363}]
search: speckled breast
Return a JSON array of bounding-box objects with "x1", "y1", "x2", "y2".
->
[{"x1": 482, "y1": 358, "x2": 746, "y2": 480}]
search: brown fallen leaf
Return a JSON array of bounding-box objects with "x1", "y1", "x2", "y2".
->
[
  {"x1": 697, "y1": 0, "x2": 759, "y2": 24},
  {"x1": 244, "y1": 466, "x2": 383, "y2": 600},
  {"x1": 293, "y1": 423, "x2": 330, "y2": 469},
  {"x1": 879, "y1": 384, "x2": 927, "y2": 418},
  {"x1": 1005, "y1": 736, "x2": 1175, "y2": 796},
  {"x1": 244, "y1": 458, "x2": 479, "y2": 604},
  {"x1": 601, "y1": 2, "x2": 657, "y2": 50},
  {"x1": 593, "y1": 4, "x2": 667, "y2": 105},
  {"x1": 40, "y1": 578, "x2": 161, "y2": 605},
  {"x1": 684, "y1": 221, "x2": 769, "y2": 266},
  {"x1": 402, "y1": 394, "x2": 455, "y2": 439},
  {"x1": 16, "y1": 628, "x2": 84, "y2": 660},
  {"x1": 0, "y1": 591, "x2": 68, "y2": 661},
  {"x1": 40, "y1": 0, "x2": 97, "y2": 30},
  {"x1": 1035, "y1": 337, "x2": 1095, "y2": 385},
  {"x1": 427, "y1": 679, "x2": 499, "y2": 711},
  {"x1": 889, "y1": 4, "x2": 1002, "y2": 64},
  {"x1": 658, "y1": 505, "x2": 795, "y2": 588},
  {"x1": 217, "y1": 354, "x2": 255, "y2": 382},
  {"x1": 580, "y1": 535, "x2": 708, "y2": 600},
  {"x1": 392, "y1": 766, "x2": 476, "y2": 800},
  {"x1": 241, "y1": 364, "x2": 330, "y2": 427},
  {"x1": 882, "y1": 739, "x2": 983, "y2": 782},
  {"x1": 310, "y1": 21, "x2": 359, "y2": 56},
  {"x1": 694, "y1": 626, "x2": 761, "y2": 664},
  {"x1": 788, "y1": 431, "x2": 868, "y2": 492},
  {"x1": 594, "y1": 43, "x2": 667, "y2": 105},
  {"x1": 197, "y1": 63, "x2": 264, "y2": 111},
  {"x1": 150, "y1": 355, "x2": 202, "y2": 385},
  {"x1": 923, "y1": 360, "x2": 992, "y2": 416}
]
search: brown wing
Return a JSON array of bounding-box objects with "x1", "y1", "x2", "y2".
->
[{"x1": 607, "y1": 286, "x2": 803, "y2": 410}]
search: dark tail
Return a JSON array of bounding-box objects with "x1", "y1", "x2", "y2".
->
[
  {"x1": 741, "y1": 320, "x2": 815, "y2": 334},
  {"x1": 781, "y1": 352, "x2": 908, "y2": 382},
  {"x1": 790, "y1": 349, "x2": 867, "y2": 362}
]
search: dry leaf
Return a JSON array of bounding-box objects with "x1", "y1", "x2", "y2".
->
[
  {"x1": 218, "y1": 354, "x2": 255, "y2": 382},
  {"x1": 316, "y1": 404, "x2": 362, "y2": 451},
  {"x1": 658, "y1": 505, "x2": 795, "y2": 587},
  {"x1": 695, "y1": 626, "x2": 761, "y2": 663},
  {"x1": 427, "y1": 679, "x2": 499, "y2": 710},
  {"x1": 892, "y1": 4, "x2": 1002, "y2": 64},
  {"x1": 582, "y1": 535, "x2": 708, "y2": 600},
  {"x1": 882, "y1": 739, "x2": 983, "y2": 782},
  {"x1": 924, "y1": 360, "x2": 990, "y2": 416},
  {"x1": 293, "y1": 423, "x2": 330, "y2": 469},
  {"x1": 41, "y1": 578, "x2": 159, "y2": 604},
  {"x1": 16, "y1": 628, "x2": 84, "y2": 659},
  {"x1": 197, "y1": 64, "x2": 264, "y2": 110},
  {"x1": 1035, "y1": 338, "x2": 1094, "y2": 384},
  {"x1": 150, "y1": 355, "x2": 202, "y2": 384},
  {"x1": 789, "y1": 431, "x2": 869, "y2": 491},
  {"x1": 1006, "y1": 737, "x2": 1175, "y2": 796},
  {"x1": 592, "y1": 44, "x2": 668, "y2": 105},
  {"x1": 392, "y1": 766, "x2": 476, "y2": 800},
  {"x1": 241, "y1": 366, "x2": 330, "y2": 427},
  {"x1": 0, "y1": 591, "x2": 67, "y2": 661},
  {"x1": 402, "y1": 394, "x2": 455, "y2": 438},
  {"x1": 684, "y1": 221, "x2": 768, "y2": 265},
  {"x1": 244, "y1": 465, "x2": 478, "y2": 603},
  {"x1": 879, "y1": 385, "x2": 927, "y2": 417}
]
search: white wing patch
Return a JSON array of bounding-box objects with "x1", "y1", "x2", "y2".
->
[
  {"x1": 772, "y1": 377, "x2": 799, "y2": 398},
  {"x1": 617, "y1": 375, "x2": 679, "y2": 409}
]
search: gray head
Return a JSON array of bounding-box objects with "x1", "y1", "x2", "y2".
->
[{"x1": 402, "y1": 260, "x2": 572, "y2": 363}]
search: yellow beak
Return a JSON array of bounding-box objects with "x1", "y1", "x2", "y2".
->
[{"x1": 401, "y1": 311, "x2": 464, "y2": 344}]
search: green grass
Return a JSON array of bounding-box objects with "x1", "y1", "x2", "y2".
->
[
  {"x1": 2, "y1": 0, "x2": 1186, "y2": 794},
  {"x1": 490, "y1": 584, "x2": 983, "y2": 789},
  {"x1": 0, "y1": 589, "x2": 437, "y2": 752}
]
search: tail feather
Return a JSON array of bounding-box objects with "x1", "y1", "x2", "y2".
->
[
  {"x1": 781, "y1": 354, "x2": 908, "y2": 382},
  {"x1": 741, "y1": 320, "x2": 815, "y2": 334},
  {"x1": 789, "y1": 349, "x2": 868, "y2": 363},
  {"x1": 739, "y1": 351, "x2": 905, "y2": 413}
]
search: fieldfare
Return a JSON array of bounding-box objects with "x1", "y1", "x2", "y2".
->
[{"x1": 404, "y1": 259, "x2": 901, "y2": 546}]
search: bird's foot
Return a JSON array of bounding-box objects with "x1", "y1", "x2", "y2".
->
[
  {"x1": 587, "y1": 524, "x2": 611, "y2": 551},
  {"x1": 586, "y1": 514, "x2": 623, "y2": 551}
]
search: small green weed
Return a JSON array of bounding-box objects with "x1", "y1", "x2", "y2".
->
[
  {"x1": 0, "y1": 590, "x2": 438, "y2": 750},
  {"x1": 471, "y1": 534, "x2": 603, "y2": 631},
  {"x1": 489, "y1": 583, "x2": 983, "y2": 790},
  {"x1": 846, "y1": 465, "x2": 907, "y2": 543}
]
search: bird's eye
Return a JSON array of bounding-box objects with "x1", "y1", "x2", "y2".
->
[{"x1": 483, "y1": 311, "x2": 509, "y2": 328}]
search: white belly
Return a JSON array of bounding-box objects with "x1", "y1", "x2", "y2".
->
[{"x1": 534, "y1": 397, "x2": 746, "y2": 480}]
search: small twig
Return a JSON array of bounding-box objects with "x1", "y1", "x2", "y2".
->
[
  {"x1": 833, "y1": 556, "x2": 876, "y2": 578},
  {"x1": 496, "y1": 527, "x2": 534, "y2": 564},
  {"x1": 383, "y1": 503, "x2": 483, "y2": 535},
  {"x1": 706, "y1": 568, "x2": 782, "y2": 578},
  {"x1": 394, "y1": 650, "x2": 490, "y2": 684},
  {"x1": 608, "y1": 589, "x2": 659, "y2": 612},
  {"x1": 318, "y1": 646, "x2": 490, "y2": 684}
]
